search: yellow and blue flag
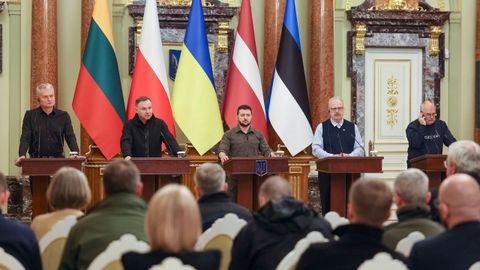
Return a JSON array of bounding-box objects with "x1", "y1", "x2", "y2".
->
[{"x1": 171, "y1": 0, "x2": 223, "y2": 155}]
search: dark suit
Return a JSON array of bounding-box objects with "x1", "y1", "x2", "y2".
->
[
  {"x1": 297, "y1": 224, "x2": 406, "y2": 270},
  {"x1": 409, "y1": 221, "x2": 480, "y2": 270},
  {"x1": 0, "y1": 213, "x2": 42, "y2": 270},
  {"x1": 122, "y1": 249, "x2": 221, "y2": 270},
  {"x1": 198, "y1": 191, "x2": 252, "y2": 231}
]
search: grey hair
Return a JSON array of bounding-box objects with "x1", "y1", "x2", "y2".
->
[
  {"x1": 328, "y1": 96, "x2": 344, "y2": 108},
  {"x1": 420, "y1": 99, "x2": 435, "y2": 112},
  {"x1": 36, "y1": 83, "x2": 54, "y2": 97},
  {"x1": 394, "y1": 168, "x2": 429, "y2": 206},
  {"x1": 447, "y1": 140, "x2": 480, "y2": 181},
  {"x1": 194, "y1": 163, "x2": 225, "y2": 194}
]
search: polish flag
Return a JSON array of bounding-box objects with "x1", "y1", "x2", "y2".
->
[
  {"x1": 222, "y1": 0, "x2": 268, "y2": 141},
  {"x1": 126, "y1": 0, "x2": 175, "y2": 136}
]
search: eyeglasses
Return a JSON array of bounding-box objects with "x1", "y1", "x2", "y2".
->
[
  {"x1": 423, "y1": 113, "x2": 437, "y2": 117},
  {"x1": 329, "y1": 107, "x2": 344, "y2": 111}
]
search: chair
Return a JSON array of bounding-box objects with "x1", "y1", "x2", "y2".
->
[
  {"x1": 0, "y1": 247, "x2": 25, "y2": 270},
  {"x1": 469, "y1": 261, "x2": 480, "y2": 270},
  {"x1": 148, "y1": 257, "x2": 197, "y2": 270},
  {"x1": 87, "y1": 234, "x2": 150, "y2": 270},
  {"x1": 194, "y1": 213, "x2": 247, "y2": 270},
  {"x1": 357, "y1": 252, "x2": 408, "y2": 270},
  {"x1": 38, "y1": 215, "x2": 77, "y2": 270},
  {"x1": 395, "y1": 231, "x2": 425, "y2": 257},
  {"x1": 275, "y1": 231, "x2": 328, "y2": 270},
  {"x1": 324, "y1": 211, "x2": 349, "y2": 230}
]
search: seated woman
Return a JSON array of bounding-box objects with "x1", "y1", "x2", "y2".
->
[
  {"x1": 31, "y1": 167, "x2": 91, "y2": 240},
  {"x1": 122, "y1": 184, "x2": 221, "y2": 270}
]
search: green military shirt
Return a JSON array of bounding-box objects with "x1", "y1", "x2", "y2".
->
[
  {"x1": 218, "y1": 125, "x2": 272, "y2": 157},
  {"x1": 58, "y1": 193, "x2": 147, "y2": 270}
]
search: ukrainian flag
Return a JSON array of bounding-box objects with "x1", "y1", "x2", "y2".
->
[{"x1": 171, "y1": 0, "x2": 223, "y2": 155}]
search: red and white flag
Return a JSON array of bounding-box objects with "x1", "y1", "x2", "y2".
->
[
  {"x1": 222, "y1": 0, "x2": 268, "y2": 141},
  {"x1": 126, "y1": 0, "x2": 175, "y2": 136}
]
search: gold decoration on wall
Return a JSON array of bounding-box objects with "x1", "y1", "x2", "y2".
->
[
  {"x1": 429, "y1": 26, "x2": 442, "y2": 56},
  {"x1": 217, "y1": 22, "x2": 229, "y2": 52},
  {"x1": 385, "y1": 75, "x2": 399, "y2": 127},
  {"x1": 158, "y1": 0, "x2": 212, "y2": 6},
  {"x1": 355, "y1": 24, "x2": 367, "y2": 55},
  {"x1": 375, "y1": 0, "x2": 419, "y2": 11}
]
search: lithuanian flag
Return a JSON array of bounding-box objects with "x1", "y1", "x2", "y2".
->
[{"x1": 73, "y1": 0, "x2": 125, "y2": 160}]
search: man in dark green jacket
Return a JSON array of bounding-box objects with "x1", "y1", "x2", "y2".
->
[
  {"x1": 382, "y1": 168, "x2": 445, "y2": 250},
  {"x1": 59, "y1": 160, "x2": 147, "y2": 270}
]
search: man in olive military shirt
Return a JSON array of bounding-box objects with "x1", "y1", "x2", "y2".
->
[{"x1": 218, "y1": 105, "x2": 275, "y2": 164}]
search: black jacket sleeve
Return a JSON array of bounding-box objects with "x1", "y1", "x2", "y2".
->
[
  {"x1": 120, "y1": 122, "x2": 133, "y2": 157},
  {"x1": 406, "y1": 121, "x2": 427, "y2": 149},
  {"x1": 64, "y1": 113, "x2": 79, "y2": 153},
  {"x1": 19, "y1": 111, "x2": 32, "y2": 156},
  {"x1": 159, "y1": 120, "x2": 181, "y2": 156}
]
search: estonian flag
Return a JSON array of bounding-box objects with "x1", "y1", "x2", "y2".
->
[{"x1": 266, "y1": 0, "x2": 313, "y2": 156}]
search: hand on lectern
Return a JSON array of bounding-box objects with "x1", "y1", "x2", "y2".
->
[{"x1": 15, "y1": 156, "x2": 25, "y2": 167}]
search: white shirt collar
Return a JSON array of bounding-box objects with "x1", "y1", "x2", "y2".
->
[{"x1": 330, "y1": 118, "x2": 344, "y2": 128}]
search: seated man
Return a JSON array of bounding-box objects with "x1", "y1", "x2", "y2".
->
[
  {"x1": 409, "y1": 174, "x2": 480, "y2": 270},
  {"x1": 382, "y1": 169, "x2": 445, "y2": 250},
  {"x1": 59, "y1": 160, "x2": 147, "y2": 270},
  {"x1": 195, "y1": 163, "x2": 252, "y2": 231},
  {"x1": 229, "y1": 176, "x2": 332, "y2": 270},
  {"x1": 297, "y1": 178, "x2": 406, "y2": 270},
  {"x1": 406, "y1": 100, "x2": 456, "y2": 167},
  {"x1": 0, "y1": 172, "x2": 42, "y2": 270},
  {"x1": 430, "y1": 140, "x2": 480, "y2": 222},
  {"x1": 121, "y1": 96, "x2": 180, "y2": 158}
]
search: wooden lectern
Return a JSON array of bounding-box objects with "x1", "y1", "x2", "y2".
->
[
  {"x1": 316, "y1": 156, "x2": 383, "y2": 216},
  {"x1": 409, "y1": 154, "x2": 447, "y2": 189},
  {"x1": 222, "y1": 157, "x2": 289, "y2": 210},
  {"x1": 21, "y1": 157, "x2": 85, "y2": 218},
  {"x1": 129, "y1": 157, "x2": 190, "y2": 202}
]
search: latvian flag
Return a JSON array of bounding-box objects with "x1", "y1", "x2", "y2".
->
[
  {"x1": 267, "y1": 0, "x2": 313, "y2": 156},
  {"x1": 222, "y1": 0, "x2": 268, "y2": 141}
]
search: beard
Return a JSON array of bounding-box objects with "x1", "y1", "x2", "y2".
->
[{"x1": 239, "y1": 121, "x2": 251, "y2": 127}]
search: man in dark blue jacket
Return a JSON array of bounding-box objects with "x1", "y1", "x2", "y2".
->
[
  {"x1": 406, "y1": 100, "x2": 456, "y2": 167},
  {"x1": 0, "y1": 172, "x2": 42, "y2": 270},
  {"x1": 409, "y1": 174, "x2": 480, "y2": 270}
]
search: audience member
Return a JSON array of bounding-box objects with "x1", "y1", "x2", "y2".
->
[
  {"x1": 409, "y1": 174, "x2": 480, "y2": 270},
  {"x1": 297, "y1": 178, "x2": 406, "y2": 270},
  {"x1": 430, "y1": 140, "x2": 480, "y2": 222},
  {"x1": 31, "y1": 167, "x2": 91, "y2": 240},
  {"x1": 195, "y1": 163, "x2": 252, "y2": 231},
  {"x1": 0, "y1": 172, "x2": 42, "y2": 270},
  {"x1": 382, "y1": 169, "x2": 445, "y2": 250},
  {"x1": 229, "y1": 176, "x2": 332, "y2": 270},
  {"x1": 122, "y1": 184, "x2": 220, "y2": 270},
  {"x1": 59, "y1": 160, "x2": 147, "y2": 270}
]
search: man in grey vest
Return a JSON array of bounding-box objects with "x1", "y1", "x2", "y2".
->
[{"x1": 312, "y1": 96, "x2": 364, "y2": 213}]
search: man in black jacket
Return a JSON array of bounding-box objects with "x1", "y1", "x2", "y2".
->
[
  {"x1": 16, "y1": 83, "x2": 79, "y2": 166},
  {"x1": 195, "y1": 163, "x2": 252, "y2": 231},
  {"x1": 297, "y1": 178, "x2": 406, "y2": 270},
  {"x1": 406, "y1": 100, "x2": 456, "y2": 167},
  {"x1": 229, "y1": 176, "x2": 332, "y2": 270},
  {"x1": 121, "y1": 96, "x2": 180, "y2": 158}
]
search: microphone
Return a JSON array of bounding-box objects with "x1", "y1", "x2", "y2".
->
[
  {"x1": 433, "y1": 128, "x2": 441, "y2": 153},
  {"x1": 336, "y1": 132, "x2": 344, "y2": 154},
  {"x1": 350, "y1": 133, "x2": 366, "y2": 157}
]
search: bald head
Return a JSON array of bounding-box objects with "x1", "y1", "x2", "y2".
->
[
  {"x1": 439, "y1": 174, "x2": 480, "y2": 229},
  {"x1": 258, "y1": 176, "x2": 292, "y2": 206}
]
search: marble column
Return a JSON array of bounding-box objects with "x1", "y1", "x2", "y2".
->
[
  {"x1": 80, "y1": 0, "x2": 96, "y2": 155},
  {"x1": 475, "y1": 0, "x2": 480, "y2": 143},
  {"x1": 309, "y1": 0, "x2": 334, "y2": 128},
  {"x1": 31, "y1": 0, "x2": 57, "y2": 108},
  {"x1": 263, "y1": 0, "x2": 286, "y2": 149}
]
